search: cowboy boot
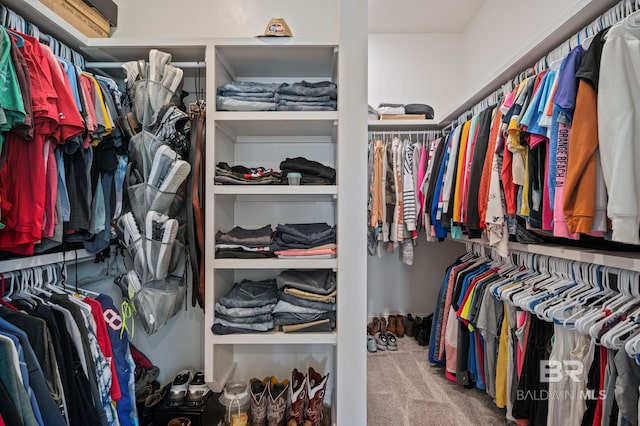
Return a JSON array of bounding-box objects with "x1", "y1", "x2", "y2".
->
[
  {"x1": 302, "y1": 367, "x2": 329, "y2": 426},
  {"x1": 287, "y1": 368, "x2": 308, "y2": 426},
  {"x1": 267, "y1": 376, "x2": 289, "y2": 426},
  {"x1": 250, "y1": 377, "x2": 270, "y2": 426}
]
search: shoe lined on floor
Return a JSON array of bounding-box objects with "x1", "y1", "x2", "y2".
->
[
  {"x1": 396, "y1": 314, "x2": 405, "y2": 338},
  {"x1": 167, "y1": 417, "x2": 191, "y2": 426},
  {"x1": 405, "y1": 313, "x2": 415, "y2": 337},
  {"x1": 250, "y1": 377, "x2": 269, "y2": 426},
  {"x1": 267, "y1": 376, "x2": 289, "y2": 426},
  {"x1": 386, "y1": 332, "x2": 398, "y2": 351},
  {"x1": 145, "y1": 210, "x2": 178, "y2": 279},
  {"x1": 303, "y1": 367, "x2": 329, "y2": 426},
  {"x1": 166, "y1": 370, "x2": 193, "y2": 407},
  {"x1": 374, "y1": 332, "x2": 387, "y2": 351},
  {"x1": 379, "y1": 317, "x2": 387, "y2": 334},
  {"x1": 287, "y1": 368, "x2": 307, "y2": 426},
  {"x1": 186, "y1": 371, "x2": 210, "y2": 407},
  {"x1": 367, "y1": 316, "x2": 380, "y2": 335},
  {"x1": 387, "y1": 314, "x2": 397, "y2": 335},
  {"x1": 367, "y1": 335, "x2": 378, "y2": 353}
]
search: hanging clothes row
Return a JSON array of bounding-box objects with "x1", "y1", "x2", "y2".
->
[
  {"x1": 429, "y1": 243, "x2": 640, "y2": 426},
  {"x1": 0, "y1": 21, "x2": 126, "y2": 257},
  {"x1": 367, "y1": 130, "x2": 444, "y2": 265},
  {"x1": 420, "y1": 4, "x2": 640, "y2": 256},
  {"x1": 0, "y1": 262, "x2": 137, "y2": 426}
]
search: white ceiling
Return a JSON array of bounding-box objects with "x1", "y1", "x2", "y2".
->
[{"x1": 368, "y1": 0, "x2": 486, "y2": 34}]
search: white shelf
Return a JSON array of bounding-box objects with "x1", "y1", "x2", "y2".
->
[
  {"x1": 213, "y1": 185, "x2": 338, "y2": 196},
  {"x1": 82, "y1": 37, "x2": 207, "y2": 62},
  {"x1": 213, "y1": 258, "x2": 337, "y2": 270},
  {"x1": 0, "y1": 249, "x2": 94, "y2": 274},
  {"x1": 368, "y1": 119, "x2": 440, "y2": 131},
  {"x1": 212, "y1": 331, "x2": 337, "y2": 345},
  {"x1": 214, "y1": 112, "x2": 338, "y2": 138},
  {"x1": 216, "y1": 43, "x2": 337, "y2": 79},
  {"x1": 452, "y1": 236, "x2": 640, "y2": 272}
]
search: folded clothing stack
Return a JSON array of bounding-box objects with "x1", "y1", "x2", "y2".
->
[
  {"x1": 280, "y1": 157, "x2": 336, "y2": 185},
  {"x1": 215, "y1": 225, "x2": 274, "y2": 259},
  {"x1": 276, "y1": 81, "x2": 337, "y2": 111},
  {"x1": 212, "y1": 279, "x2": 277, "y2": 334},
  {"x1": 271, "y1": 223, "x2": 337, "y2": 258},
  {"x1": 375, "y1": 103, "x2": 434, "y2": 119},
  {"x1": 216, "y1": 80, "x2": 338, "y2": 111},
  {"x1": 216, "y1": 81, "x2": 279, "y2": 111},
  {"x1": 215, "y1": 162, "x2": 281, "y2": 185},
  {"x1": 274, "y1": 270, "x2": 336, "y2": 332}
]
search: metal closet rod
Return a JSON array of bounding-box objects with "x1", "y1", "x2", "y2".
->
[{"x1": 85, "y1": 61, "x2": 206, "y2": 69}]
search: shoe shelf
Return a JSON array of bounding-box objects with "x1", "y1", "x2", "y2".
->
[
  {"x1": 212, "y1": 258, "x2": 338, "y2": 270},
  {"x1": 213, "y1": 330, "x2": 337, "y2": 345}
]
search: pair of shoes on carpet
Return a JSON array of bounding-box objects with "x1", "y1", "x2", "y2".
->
[
  {"x1": 166, "y1": 370, "x2": 211, "y2": 408},
  {"x1": 372, "y1": 331, "x2": 397, "y2": 351},
  {"x1": 411, "y1": 314, "x2": 433, "y2": 346},
  {"x1": 367, "y1": 314, "x2": 406, "y2": 338}
]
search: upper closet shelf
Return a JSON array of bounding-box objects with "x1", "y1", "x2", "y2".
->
[
  {"x1": 212, "y1": 330, "x2": 337, "y2": 345},
  {"x1": 368, "y1": 119, "x2": 440, "y2": 131},
  {"x1": 215, "y1": 42, "x2": 337, "y2": 80},
  {"x1": 0, "y1": 249, "x2": 94, "y2": 274},
  {"x1": 452, "y1": 236, "x2": 640, "y2": 272}
]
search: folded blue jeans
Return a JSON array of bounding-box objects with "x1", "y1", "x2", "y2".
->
[
  {"x1": 215, "y1": 303, "x2": 275, "y2": 317},
  {"x1": 277, "y1": 81, "x2": 337, "y2": 99},
  {"x1": 273, "y1": 311, "x2": 336, "y2": 326},
  {"x1": 217, "y1": 81, "x2": 280, "y2": 94},
  {"x1": 213, "y1": 317, "x2": 273, "y2": 331},
  {"x1": 276, "y1": 105, "x2": 335, "y2": 112},
  {"x1": 272, "y1": 300, "x2": 326, "y2": 314},
  {"x1": 278, "y1": 290, "x2": 336, "y2": 311},
  {"x1": 215, "y1": 312, "x2": 273, "y2": 324},
  {"x1": 216, "y1": 97, "x2": 275, "y2": 111},
  {"x1": 217, "y1": 280, "x2": 278, "y2": 308},
  {"x1": 276, "y1": 269, "x2": 336, "y2": 295}
]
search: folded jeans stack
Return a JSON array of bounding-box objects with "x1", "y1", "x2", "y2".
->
[
  {"x1": 212, "y1": 279, "x2": 278, "y2": 334},
  {"x1": 276, "y1": 81, "x2": 337, "y2": 111},
  {"x1": 215, "y1": 225, "x2": 274, "y2": 259},
  {"x1": 274, "y1": 270, "x2": 336, "y2": 332},
  {"x1": 279, "y1": 157, "x2": 336, "y2": 185},
  {"x1": 216, "y1": 81, "x2": 280, "y2": 111},
  {"x1": 270, "y1": 223, "x2": 337, "y2": 258},
  {"x1": 215, "y1": 162, "x2": 281, "y2": 185}
]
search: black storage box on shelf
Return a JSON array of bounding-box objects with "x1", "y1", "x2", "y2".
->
[{"x1": 153, "y1": 393, "x2": 225, "y2": 426}]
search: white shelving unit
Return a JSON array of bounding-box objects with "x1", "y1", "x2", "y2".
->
[
  {"x1": 204, "y1": 36, "x2": 361, "y2": 424},
  {"x1": 368, "y1": 118, "x2": 440, "y2": 131}
]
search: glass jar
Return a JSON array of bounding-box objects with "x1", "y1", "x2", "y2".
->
[{"x1": 218, "y1": 380, "x2": 250, "y2": 426}]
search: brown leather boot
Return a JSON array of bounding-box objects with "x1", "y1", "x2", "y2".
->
[
  {"x1": 287, "y1": 369, "x2": 307, "y2": 426},
  {"x1": 387, "y1": 315, "x2": 397, "y2": 335},
  {"x1": 367, "y1": 317, "x2": 380, "y2": 335},
  {"x1": 303, "y1": 367, "x2": 329, "y2": 426},
  {"x1": 379, "y1": 316, "x2": 387, "y2": 334},
  {"x1": 396, "y1": 315, "x2": 405, "y2": 338}
]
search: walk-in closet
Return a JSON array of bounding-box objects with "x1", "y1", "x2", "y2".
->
[{"x1": 2, "y1": 1, "x2": 640, "y2": 425}]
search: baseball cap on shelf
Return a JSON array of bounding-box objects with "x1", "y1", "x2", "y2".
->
[{"x1": 258, "y1": 17, "x2": 293, "y2": 37}]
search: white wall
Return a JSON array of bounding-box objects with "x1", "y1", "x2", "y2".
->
[
  {"x1": 367, "y1": 238, "x2": 464, "y2": 317},
  {"x1": 111, "y1": 0, "x2": 338, "y2": 38},
  {"x1": 368, "y1": 33, "x2": 462, "y2": 119}
]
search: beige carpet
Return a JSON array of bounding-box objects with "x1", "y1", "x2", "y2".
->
[{"x1": 367, "y1": 337, "x2": 508, "y2": 426}]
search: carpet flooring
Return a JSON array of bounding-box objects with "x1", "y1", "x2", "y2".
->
[{"x1": 367, "y1": 336, "x2": 508, "y2": 426}]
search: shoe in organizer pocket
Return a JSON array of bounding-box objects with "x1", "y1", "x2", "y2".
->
[{"x1": 145, "y1": 210, "x2": 179, "y2": 280}]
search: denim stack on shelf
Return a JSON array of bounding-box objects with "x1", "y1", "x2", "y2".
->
[
  {"x1": 216, "y1": 80, "x2": 337, "y2": 111},
  {"x1": 274, "y1": 270, "x2": 337, "y2": 332},
  {"x1": 279, "y1": 157, "x2": 336, "y2": 185},
  {"x1": 216, "y1": 81, "x2": 279, "y2": 111},
  {"x1": 270, "y1": 223, "x2": 337, "y2": 259},
  {"x1": 212, "y1": 279, "x2": 278, "y2": 334},
  {"x1": 275, "y1": 81, "x2": 337, "y2": 111},
  {"x1": 215, "y1": 225, "x2": 274, "y2": 259}
]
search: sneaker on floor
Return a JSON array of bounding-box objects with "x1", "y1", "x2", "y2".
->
[
  {"x1": 386, "y1": 332, "x2": 398, "y2": 351},
  {"x1": 367, "y1": 335, "x2": 378, "y2": 353},
  {"x1": 166, "y1": 370, "x2": 193, "y2": 407},
  {"x1": 186, "y1": 371, "x2": 210, "y2": 407},
  {"x1": 145, "y1": 211, "x2": 179, "y2": 280},
  {"x1": 374, "y1": 332, "x2": 387, "y2": 351}
]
